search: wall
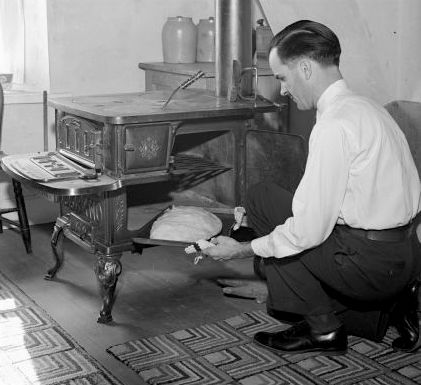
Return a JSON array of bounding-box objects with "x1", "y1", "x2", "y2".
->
[
  {"x1": 24, "y1": 0, "x2": 49, "y2": 90},
  {"x1": 3, "y1": 0, "x2": 421, "y2": 225},
  {"x1": 395, "y1": 1, "x2": 421, "y2": 101},
  {"x1": 2, "y1": 0, "x2": 216, "y2": 226},
  {"x1": 2, "y1": 0, "x2": 53, "y2": 227},
  {"x1": 1, "y1": 96, "x2": 60, "y2": 225},
  {"x1": 46, "y1": 0, "x2": 215, "y2": 95},
  {"x1": 260, "y1": 0, "x2": 421, "y2": 104}
]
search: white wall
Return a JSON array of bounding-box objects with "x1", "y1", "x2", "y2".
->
[
  {"x1": 1, "y1": 97, "x2": 60, "y2": 225},
  {"x1": 46, "y1": 0, "x2": 215, "y2": 95},
  {"x1": 2, "y1": 0, "x2": 217, "y2": 226},
  {"x1": 260, "y1": 0, "x2": 421, "y2": 104},
  {"x1": 395, "y1": 1, "x2": 421, "y2": 101},
  {"x1": 35, "y1": 0, "x2": 421, "y2": 102},
  {"x1": 24, "y1": 0, "x2": 49, "y2": 89},
  {"x1": 3, "y1": 0, "x2": 421, "y2": 225}
]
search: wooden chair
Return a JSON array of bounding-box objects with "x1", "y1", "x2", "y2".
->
[
  {"x1": 0, "y1": 82, "x2": 32, "y2": 253},
  {"x1": 385, "y1": 100, "x2": 421, "y2": 241}
]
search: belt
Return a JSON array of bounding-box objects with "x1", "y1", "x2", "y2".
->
[{"x1": 338, "y1": 223, "x2": 413, "y2": 242}]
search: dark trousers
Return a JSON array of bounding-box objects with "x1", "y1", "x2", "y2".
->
[{"x1": 246, "y1": 182, "x2": 421, "y2": 339}]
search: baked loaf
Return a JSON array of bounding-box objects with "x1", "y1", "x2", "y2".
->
[{"x1": 150, "y1": 206, "x2": 222, "y2": 242}]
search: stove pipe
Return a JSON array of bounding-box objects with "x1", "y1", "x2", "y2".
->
[{"x1": 215, "y1": 0, "x2": 253, "y2": 97}]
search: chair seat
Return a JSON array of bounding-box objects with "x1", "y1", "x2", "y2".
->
[
  {"x1": 0, "y1": 152, "x2": 32, "y2": 253},
  {"x1": 0, "y1": 177, "x2": 32, "y2": 253},
  {"x1": 0, "y1": 83, "x2": 32, "y2": 253}
]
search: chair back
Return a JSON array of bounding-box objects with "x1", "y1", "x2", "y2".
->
[
  {"x1": 0, "y1": 82, "x2": 3, "y2": 152},
  {"x1": 385, "y1": 100, "x2": 421, "y2": 178},
  {"x1": 384, "y1": 100, "x2": 421, "y2": 241}
]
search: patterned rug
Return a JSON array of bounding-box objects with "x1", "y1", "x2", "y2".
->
[
  {"x1": 0, "y1": 271, "x2": 122, "y2": 385},
  {"x1": 107, "y1": 310, "x2": 421, "y2": 385}
]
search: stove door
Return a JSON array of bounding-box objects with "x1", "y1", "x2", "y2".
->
[
  {"x1": 121, "y1": 122, "x2": 174, "y2": 174},
  {"x1": 246, "y1": 129, "x2": 307, "y2": 194},
  {"x1": 57, "y1": 115, "x2": 103, "y2": 169}
]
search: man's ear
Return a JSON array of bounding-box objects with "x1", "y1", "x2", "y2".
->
[{"x1": 299, "y1": 59, "x2": 312, "y2": 80}]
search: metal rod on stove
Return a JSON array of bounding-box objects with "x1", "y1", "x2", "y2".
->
[{"x1": 162, "y1": 71, "x2": 205, "y2": 109}]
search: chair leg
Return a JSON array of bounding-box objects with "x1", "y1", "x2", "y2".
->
[{"x1": 12, "y1": 179, "x2": 32, "y2": 254}]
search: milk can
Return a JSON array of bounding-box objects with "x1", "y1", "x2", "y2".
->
[
  {"x1": 196, "y1": 17, "x2": 215, "y2": 62},
  {"x1": 162, "y1": 16, "x2": 197, "y2": 63}
]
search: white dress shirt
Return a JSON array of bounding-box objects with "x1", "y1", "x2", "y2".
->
[{"x1": 251, "y1": 79, "x2": 421, "y2": 259}]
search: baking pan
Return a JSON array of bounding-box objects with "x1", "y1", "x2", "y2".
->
[{"x1": 132, "y1": 205, "x2": 234, "y2": 248}]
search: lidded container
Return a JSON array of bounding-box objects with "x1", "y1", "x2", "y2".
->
[
  {"x1": 196, "y1": 17, "x2": 215, "y2": 62},
  {"x1": 256, "y1": 18, "x2": 273, "y2": 58},
  {"x1": 162, "y1": 16, "x2": 197, "y2": 63}
]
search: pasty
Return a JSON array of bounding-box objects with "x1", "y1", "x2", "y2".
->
[{"x1": 150, "y1": 206, "x2": 222, "y2": 242}]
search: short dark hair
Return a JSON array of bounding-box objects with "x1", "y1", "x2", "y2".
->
[{"x1": 269, "y1": 20, "x2": 341, "y2": 66}]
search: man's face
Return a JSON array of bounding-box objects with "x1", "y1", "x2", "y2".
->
[{"x1": 269, "y1": 48, "x2": 312, "y2": 110}]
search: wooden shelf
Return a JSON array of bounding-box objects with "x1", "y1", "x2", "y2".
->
[{"x1": 138, "y1": 61, "x2": 273, "y2": 77}]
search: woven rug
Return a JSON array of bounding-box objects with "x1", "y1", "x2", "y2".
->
[
  {"x1": 0, "y1": 271, "x2": 122, "y2": 385},
  {"x1": 107, "y1": 310, "x2": 421, "y2": 385}
]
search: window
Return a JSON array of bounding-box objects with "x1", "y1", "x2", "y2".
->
[{"x1": 0, "y1": 0, "x2": 25, "y2": 85}]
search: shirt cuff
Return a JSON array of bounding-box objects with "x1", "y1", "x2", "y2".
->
[{"x1": 251, "y1": 235, "x2": 273, "y2": 258}]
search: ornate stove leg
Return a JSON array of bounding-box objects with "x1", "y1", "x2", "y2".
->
[
  {"x1": 94, "y1": 254, "x2": 122, "y2": 324},
  {"x1": 45, "y1": 216, "x2": 68, "y2": 280}
]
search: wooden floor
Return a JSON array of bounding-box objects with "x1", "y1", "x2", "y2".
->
[{"x1": 0, "y1": 205, "x2": 264, "y2": 385}]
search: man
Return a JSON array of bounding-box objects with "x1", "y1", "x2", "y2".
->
[{"x1": 202, "y1": 20, "x2": 421, "y2": 355}]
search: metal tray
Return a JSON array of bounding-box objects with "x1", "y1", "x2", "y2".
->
[{"x1": 132, "y1": 205, "x2": 234, "y2": 248}]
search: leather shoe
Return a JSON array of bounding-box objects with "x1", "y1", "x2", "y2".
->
[
  {"x1": 391, "y1": 280, "x2": 420, "y2": 352},
  {"x1": 254, "y1": 323, "x2": 348, "y2": 355}
]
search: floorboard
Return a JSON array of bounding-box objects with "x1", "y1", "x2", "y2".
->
[{"x1": 0, "y1": 205, "x2": 264, "y2": 385}]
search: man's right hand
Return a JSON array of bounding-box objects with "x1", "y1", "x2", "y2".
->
[{"x1": 202, "y1": 236, "x2": 255, "y2": 261}]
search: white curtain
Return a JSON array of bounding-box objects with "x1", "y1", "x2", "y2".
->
[{"x1": 0, "y1": 0, "x2": 25, "y2": 84}]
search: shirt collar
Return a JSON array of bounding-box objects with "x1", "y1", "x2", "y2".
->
[{"x1": 316, "y1": 79, "x2": 349, "y2": 120}]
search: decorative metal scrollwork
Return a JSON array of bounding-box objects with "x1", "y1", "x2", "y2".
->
[
  {"x1": 62, "y1": 116, "x2": 81, "y2": 129},
  {"x1": 124, "y1": 137, "x2": 161, "y2": 159},
  {"x1": 113, "y1": 194, "x2": 126, "y2": 232},
  {"x1": 94, "y1": 254, "x2": 123, "y2": 323},
  {"x1": 68, "y1": 213, "x2": 95, "y2": 244},
  {"x1": 138, "y1": 136, "x2": 160, "y2": 160},
  {"x1": 60, "y1": 195, "x2": 104, "y2": 225},
  {"x1": 94, "y1": 256, "x2": 122, "y2": 287}
]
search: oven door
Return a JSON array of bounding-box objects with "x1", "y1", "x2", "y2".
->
[
  {"x1": 121, "y1": 122, "x2": 175, "y2": 174},
  {"x1": 57, "y1": 115, "x2": 103, "y2": 169},
  {"x1": 245, "y1": 129, "x2": 307, "y2": 194}
]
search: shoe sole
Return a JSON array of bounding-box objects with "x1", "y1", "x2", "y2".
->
[{"x1": 253, "y1": 339, "x2": 348, "y2": 356}]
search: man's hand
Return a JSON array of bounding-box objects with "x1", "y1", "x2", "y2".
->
[{"x1": 201, "y1": 236, "x2": 255, "y2": 261}]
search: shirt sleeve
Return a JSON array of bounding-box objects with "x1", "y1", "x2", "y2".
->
[{"x1": 251, "y1": 120, "x2": 350, "y2": 258}]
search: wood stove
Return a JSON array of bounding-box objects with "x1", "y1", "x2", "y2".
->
[
  {"x1": 1, "y1": 0, "x2": 307, "y2": 323},
  {"x1": 2, "y1": 87, "x2": 279, "y2": 322}
]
